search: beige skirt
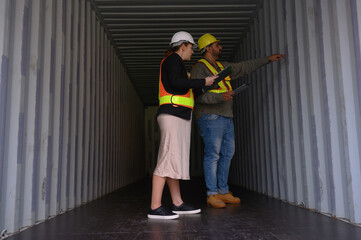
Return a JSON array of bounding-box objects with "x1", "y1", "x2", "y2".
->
[{"x1": 153, "y1": 113, "x2": 192, "y2": 180}]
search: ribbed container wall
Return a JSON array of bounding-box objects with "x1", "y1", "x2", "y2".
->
[
  {"x1": 144, "y1": 106, "x2": 159, "y2": 176},
  {"x1": 230, "y1": 0, "x2": 361, "y2": 225},
  {"x1": 0, "y1": 0, "x2": 145, "y2": 234}
]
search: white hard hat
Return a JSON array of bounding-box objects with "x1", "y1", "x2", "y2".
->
[{"x1": 170, "y1": 31, "x2": 197, "y2": 48}]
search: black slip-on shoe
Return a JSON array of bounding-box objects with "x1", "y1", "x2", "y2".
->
[
  {"x1": 148, "y1": 206, "x2": 179, "y2": 220},
  {"x1": 172, "y1": 203, "x2": 201, "y2": 215}
]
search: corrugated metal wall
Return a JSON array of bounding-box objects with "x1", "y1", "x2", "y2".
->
[
  {"x1": 0, "y1": 0, "x2": 145, "y2": 234},
  {"x1": 144, "y1": 106, "x2": 159, "y2": 176},
  {"x1": 230, "y1": 0, "x2": 361, "y2": 225}
]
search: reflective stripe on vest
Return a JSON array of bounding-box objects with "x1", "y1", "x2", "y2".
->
[
  {"x1": 197, "y1": 59, "x2": 232, "y2": 93},
  {"x1": 158, "y1": 54, "x2": 194, "y2": 109}
]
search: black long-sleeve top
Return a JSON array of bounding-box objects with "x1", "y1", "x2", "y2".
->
[{"x1": 157, "y1": 53, "x2": 206, "y2": 120}]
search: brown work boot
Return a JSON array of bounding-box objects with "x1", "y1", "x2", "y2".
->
[
  {"x1": 207, "y1": 195, "x2": 226, "y2": 208},
  {"x1": 217, "y1": 192, "x2": 241, "y2": 204}
]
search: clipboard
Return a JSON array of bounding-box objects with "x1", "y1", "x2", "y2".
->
[
  {"x1": 232, "y1": 83, "x2": 250, "y2": 96},
  {"x1": 202, "y1": 65, "x2": 232, "y2": 91},
  {"x1": 215, "y1": 65, "x2": 232, "y2": 82}
]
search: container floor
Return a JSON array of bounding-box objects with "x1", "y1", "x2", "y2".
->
[{"x1": 6, "y1": 177, "x2": 361, "y2": 240}]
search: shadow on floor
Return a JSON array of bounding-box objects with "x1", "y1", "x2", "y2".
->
[{"x1": 6, "y1": 177, "x2": 361, "y2": 240}]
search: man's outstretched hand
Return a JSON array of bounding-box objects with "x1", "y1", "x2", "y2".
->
[{"x1": 268, "y1": 54, "x2": 286, "y2": 62}]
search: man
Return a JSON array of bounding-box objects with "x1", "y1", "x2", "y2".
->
[{"x1": 191, "y1": 33, "x2": 285, "y2": 208}]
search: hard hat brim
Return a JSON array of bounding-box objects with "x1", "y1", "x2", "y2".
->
[{"x1": 171, "y1": 40, "x2": 198, "y2": 49}]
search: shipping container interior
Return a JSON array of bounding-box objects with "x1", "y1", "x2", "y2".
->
[{"x1": 0, "y1": 0, "x2": 361, "y2": 238}]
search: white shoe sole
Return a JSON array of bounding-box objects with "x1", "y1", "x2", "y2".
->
[
  {"x1": 172, "y1": 209, "x2": 201, "y2": 215},
  {"x1": 147, "y1": 214, "x2": 179, "y2": 220}
]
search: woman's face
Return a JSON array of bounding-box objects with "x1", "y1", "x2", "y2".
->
[{"x1": 182, "y1": 43, "x2": 194, "y2": 61}]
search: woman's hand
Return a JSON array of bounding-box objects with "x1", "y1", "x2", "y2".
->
[{"x1": 205, "y1": 75, "x2": 218, "y2": 86}]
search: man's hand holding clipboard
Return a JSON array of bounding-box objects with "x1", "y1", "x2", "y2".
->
[
  {"x1": 232, "y1": 83, "x2": 250, "y2": 96},
  {"x1": 222, "y1": 83, "x2": 250, "y2": 101}
]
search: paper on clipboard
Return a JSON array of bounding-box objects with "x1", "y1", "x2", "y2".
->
[{"x1": 232, "y1": 83, "x2": 250, "y2": 96}]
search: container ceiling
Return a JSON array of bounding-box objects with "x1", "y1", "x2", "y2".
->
[{"x1": 91, "y1": 0, "x2": 263, "y2": 106}]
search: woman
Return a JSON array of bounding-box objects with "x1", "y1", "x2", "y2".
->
[{"x1": 148, "y1": 31, "x2": 217, "y2": 219}]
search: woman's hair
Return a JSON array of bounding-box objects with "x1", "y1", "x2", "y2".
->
[{"x1": 164, "y1": 42, "x2": 190, "y2": 57}]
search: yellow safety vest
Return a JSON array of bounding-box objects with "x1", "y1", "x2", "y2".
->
[
  {"x1": 197, "y1": 59, "x2": 232, "y2": 93},
  {"x1": 158, "y1": 54, "x2": 194, "y2": 109}
]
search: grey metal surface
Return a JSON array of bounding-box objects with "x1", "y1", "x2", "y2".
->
[
  {"x1": 2, "y1": 0, "x2": 361, "y2": 237},
  {"x1": 229, "y1": 0, "x2": 361, "y2": 226},
  {"x1": 0, "y1": 0, "x2": 146, "y2": 235},
  {"x1": 91, "y1": 0, "x2": 263, "y2": 106},
  {"x1": 5, "y1": 178, "x2": 361, "y2": 240}
]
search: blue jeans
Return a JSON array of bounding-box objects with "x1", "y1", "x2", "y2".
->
[{"x1": 196, "y1": 114, "x2": 235, "y2": 196}]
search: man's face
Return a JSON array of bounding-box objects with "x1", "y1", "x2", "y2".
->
[{"x1": 208, "y1": 41, "x2": 222, "y2": 59}]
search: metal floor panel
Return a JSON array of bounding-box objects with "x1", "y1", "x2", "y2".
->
[{"x1": 5, "y1": 178, "x2": 361, "y2": 240}]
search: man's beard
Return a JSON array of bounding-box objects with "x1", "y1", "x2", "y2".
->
[
  {"x1": 212, "y1": 49, "x2": 221, "y2": 59},
  {"x1": 214, "y1": 51, "x2": 221, "y2": 59}
]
